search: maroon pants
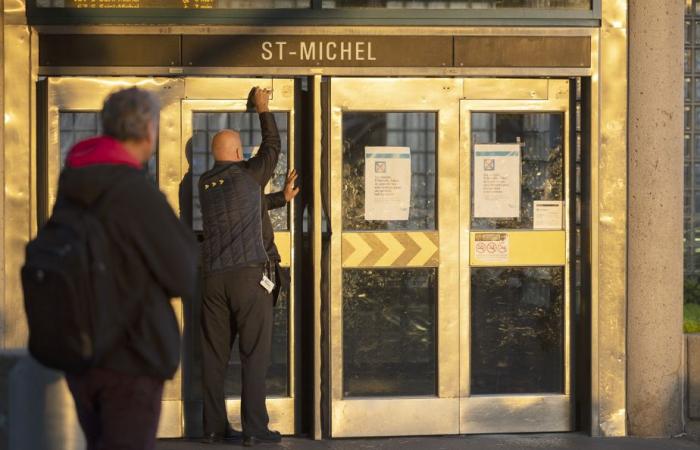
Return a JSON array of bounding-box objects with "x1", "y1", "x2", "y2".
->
[{"x1": 66, "y1": 368, "x2": 164, "y2": 450}]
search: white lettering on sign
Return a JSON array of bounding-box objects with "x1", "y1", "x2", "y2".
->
[
  {"x1": 260, "y1": 41, "x2": 377, "y2": 62},
  {"x1": 261, "y1": 41, "x2": 273, "y2": 61}
]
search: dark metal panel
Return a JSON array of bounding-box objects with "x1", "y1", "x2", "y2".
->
[
  {"x1": 26, "y1": 8, "x2": 600, "y2": 27},
  {"x1": 39, "y1": 34, "x2": 181, "y2": 66},
  {"x1": 182, "y1": 35, "x2": 452, "y2": 67},
  {"x1": 455, "y1": 36, "x2": 591, "y2": 68}
]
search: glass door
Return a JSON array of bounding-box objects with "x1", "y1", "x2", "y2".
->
[
  {"x1": 181, "y1": 78, "x2": 297, "y2": 435},
  {"x1": 46, "y1": 77, "x2": 183, "y2": 211},
  {"x1": 45, "y1": 76, "x2": 186, "y2": 436},
  {"x1": 326, "y1": 77, "x2": 573, "y2": 436},
  {"x1": 459, "y1": 79, "x2": 573, "y2": 433},
  {"x1": 328, "y1": 78, "x2": 461, "y2": 437}
]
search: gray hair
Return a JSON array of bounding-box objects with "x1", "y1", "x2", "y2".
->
[{"x1": 101, "y1": 87, "x2": 160, "y2": 141}]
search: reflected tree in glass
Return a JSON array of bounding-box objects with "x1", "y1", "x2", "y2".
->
[
  {"x1": 342, "y1": 112, "x2": 436, "y2": 231},
  {"x1": 342, "y1": 268, "x2": 437, "y2": 397},
  {"x1": 471, "y1": 112, "x2": 564, "y2": 229},
  {"x1": 470, "y1": 266, "x2": 564, "y2": 394}
]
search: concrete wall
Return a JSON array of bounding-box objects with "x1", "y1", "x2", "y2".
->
[{"x1": 627, "y1": 0, "x2": 685, "y2": 437}]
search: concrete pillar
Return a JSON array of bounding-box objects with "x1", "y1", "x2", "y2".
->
[{"x1": 628, "y1": 0, "x2": 685, "y2": 437}]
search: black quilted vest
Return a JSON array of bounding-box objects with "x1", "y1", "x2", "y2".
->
[{"x1": 199, "y1": 163, "x2": 268, "y2": 275}]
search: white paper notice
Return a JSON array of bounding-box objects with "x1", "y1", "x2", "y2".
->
[
  {"x1": 364, "y1": 146, "x2": 411, "y2": 221},
  {"x1": 474, "y1": 233, "x2": 509, "y2": 263},
  {"x1": 533, "y1": 201, "x2": 564, "y2": 230},
  {"x1": 473, "y1": 144, "x2": 521, "y2": 218}
]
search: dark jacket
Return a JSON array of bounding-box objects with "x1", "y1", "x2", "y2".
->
[
  {"x1": 199, "y1": 112, "x2": 282, "y2": 276},
  {"x1": 56, "y1": 136, "x2": 198, "y2": 380}
]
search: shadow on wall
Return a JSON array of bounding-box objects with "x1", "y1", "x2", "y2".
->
[{"x1": 179, "y1": 137, "x2": 205, "y2": 437}]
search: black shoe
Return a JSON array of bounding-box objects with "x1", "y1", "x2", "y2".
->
[
  {"x1": 201, "y1": 432, "x2": 224, "y2": 444},
  {"x1": 242, "y1": 430, "x2": 282, "y2": 447},
  {"x1": 224, "y1": 426, "x2": 243, "y2": 440},
  {"x1": 201, "y1": 427, "x2": 241, "y2": 444}
]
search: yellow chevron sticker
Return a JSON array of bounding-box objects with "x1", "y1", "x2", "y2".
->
[
  {"x1": 408, "y1": 232, "x2": 439, "y2": 267},
  {"x1": 343, "y1": 233, "x2": 373, "y2": 267},
  {"x1": 342, "y1": 232, "x2": 439, "y2": 268},
  {"x1": 375, "y1": 233, "x2": 403, "y2": 266}
]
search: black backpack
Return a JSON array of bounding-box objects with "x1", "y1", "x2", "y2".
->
[{"x1": 21, "y1": 185, "x2": 127, "y2": 373}]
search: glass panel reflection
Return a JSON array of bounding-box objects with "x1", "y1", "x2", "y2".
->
[
  {"x1": 470, "y1": 267, "x2": 564, "y2": 395},
  {"x1": 324, "y1": 0, "x2": 590, "y2": 8},
  {"x1": 59, "y1": 111, "x2": 157, "y2": 182},
  {"x1": 342, "y1": 112, "x2": 436, "y2": 231},
  {"x1": 225, "y1": 268, "x2": 289, "y2": 397},
  {"x1": 190, "y1": 111, "x2": 289, "y2": 231},
  {"x1": 343, "y1": 268, "x2": 437, "y2": 397},
  {"x1": 38, "y1": 0, "x2": 309, "y2": 8},
  {"x1": 471, "y1": 112, "x2": 564, "y2": 229}
]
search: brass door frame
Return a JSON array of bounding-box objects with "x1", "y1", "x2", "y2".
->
[
  {"x1": 327, "y1": 77, "x2": 572, "y2": 436},
  {"x1": 46, "y1": 76, "x2": 187, "y2": 437},
  {"x1": 459, "y1": 79, "x2": 572, "y2": 433},
  {"x1": 328, "y1": 78, "x2": 462, "y2": 437},
  {"x1": 45, "y1": 76, "x2": 298, "y2": 437},
  {"x1": 46, "y1": 77, "x2": 184, "y2": 212},
  {"x1": 180, "y1": 77, "x2": 296, "y2": 435}
]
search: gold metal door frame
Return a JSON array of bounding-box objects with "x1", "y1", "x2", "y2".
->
[
  {"x1": 327, "y1": 77, "x2": 572, "y2": 436},
  {"x1": 45, "y1": 76, "x2": 298, "y2": 437},
  {"x1": 328, "y1": 78, "x2": 461, "y2": 437},
  {"x1": 46, "y1": 76, "x2": 187, "y2": 437},
  {"x1": 459, "y1": 79, "x2": 572, "y2": 433},
  {"x1": 181, "y1": 77, "x2": 297, "y2": 435},
  {"x1": 46, "y1": 77, "x2": 184, "y2": 212}
]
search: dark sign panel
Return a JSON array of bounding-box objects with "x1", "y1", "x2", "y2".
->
[
  {"x1": 39, "y1": 35, "x2": 182, "y2": 67},
  {"x1": 182, "y1": 35, "x2": 453, "y2": 67},
  {"x1": 455, "y1": 36, "x2": 591, "y2": 68},
  {"x1": 38, "y1": 34, "x2": 591, "y2": 69}
]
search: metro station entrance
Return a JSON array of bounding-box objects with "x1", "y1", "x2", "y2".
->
[
  {"x1": 328, "y1": 78, "x2": 572, "y2": 436},
  {"x1": 41, "y1": 75, "x2": 578, "y2": 438}
]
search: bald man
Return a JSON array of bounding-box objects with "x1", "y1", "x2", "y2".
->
[{"x1": 198, "y1": 88, "x2": 298, "y2": 446}]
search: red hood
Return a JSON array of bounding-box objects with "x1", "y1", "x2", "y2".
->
[{"x1": 66, "y1": 136, "x2": 142, "y2": 169}]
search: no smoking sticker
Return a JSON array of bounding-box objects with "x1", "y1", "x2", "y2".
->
[{"x1": 474, "y1": 233, "x2": 509, "y2": 263}]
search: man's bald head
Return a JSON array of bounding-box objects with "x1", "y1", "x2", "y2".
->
[{"x1": 211, "y1": 129, "x2": 243, "y2": 162}]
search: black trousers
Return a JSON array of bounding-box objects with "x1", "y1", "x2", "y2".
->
[
  {"x1": 201, "y1": 267, "x2": 274, "y2": 436},
  {"x1": 66, "y1": 368, "x2": 164, "y2": 450}
]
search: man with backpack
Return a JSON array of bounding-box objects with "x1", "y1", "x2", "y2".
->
[{"x1": 23, "y1": 87, "x2": 198, "y2": 450}]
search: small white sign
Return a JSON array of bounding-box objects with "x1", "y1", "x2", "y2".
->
[
  {"x1": 364, "y1": 146, "x2": 412, "y2": 221},
  {"x1": 473, "y1": 144, "x2": 521, "y2": 219},
  {"x1": 474, "y1": 233, "x2": 509, "y2": 263},
  {"x1": 533, "y1": 201, "x2": 564, "y2": 230}
]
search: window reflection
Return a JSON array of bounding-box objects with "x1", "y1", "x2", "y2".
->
[
  {"x1": 471, "y1": 266, "x2": 565, "y2": 395},
  {"x1": 342, "y1": 112, "x2": 437, "y2": 231},
  {"x1": 189, "y1": 111, "x2": 289, "y2": 231},
  {"x1": 471, "y1": 112, "x2": 564, "y2": 229},
  {"x1": 59, "y1": 111, "x2": 157, "y2": 182},
  {"x1": 343, "y1": 268, "x2": 437, "y2": 397},
  {"x1": 323, "y1": 0, "x2": 590, "y2": 8},
  {"x1": 38, "y1": 0, "x2": 309, "y2": 8}
]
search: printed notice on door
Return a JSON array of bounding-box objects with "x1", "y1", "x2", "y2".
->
[
  {"x1": 364, "y1": 146, "x2": 411, "y2": 221},
  {"x1": 533, "y1": 200, "x2": 564, "y2": 230},
  {"x1": 474, "y1": 233, "x2": 509, "y2": 263},
  {"x1": 473, "y1": 143, "x2": 521, "y2": 218}
]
